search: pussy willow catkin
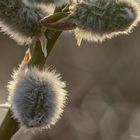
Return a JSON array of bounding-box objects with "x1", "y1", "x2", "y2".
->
[
  {"x1": 8, "y1": 66, "x2": 67, "y2": 129},
  {"x1": 23, "y1": 0, "x2": 69, "y2": 8},
  {"x1": 70, "y1": 0, "x2": 140, "y2": 42},
  {"x1": 0, "y1": 0, "x2": 45, "y2": 45}
]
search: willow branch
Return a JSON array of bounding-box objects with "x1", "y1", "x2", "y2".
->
[
  {"x1": 30, "y1": 30, "x2": 62, "y2": 68},
  {"x1": 0, "y1": 29, "x2": 62, "y2": 140},
  {"x1": 0, "y1": 3, "x2": 65, "y2": 138}
]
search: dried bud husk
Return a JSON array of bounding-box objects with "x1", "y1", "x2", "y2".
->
[{"x1": 40, "y1": 12, "x2": 77, "y2": 30}]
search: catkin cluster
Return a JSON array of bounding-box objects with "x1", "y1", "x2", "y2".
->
[
  {"x1": 2, "y1": 0, "x2": 140, "y2": 131},
  {"x1": 0, "y1": 0, "x2": 140, "y2": 45}
]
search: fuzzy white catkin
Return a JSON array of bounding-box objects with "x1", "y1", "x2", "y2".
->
[
  {"x1": 0, "y1": 0, "x2": 46, "y2": 45},
  {"x1": 8, "y1": 66, "x2": 67, "y2": 129},
  {"x1": 23, "y1": 0, "x2": 69, "y2": 8},
  {"x1": 71, "y1": 0, "x2": 140, "y2": 42},
  {"x1": 22, "y1": 0, "x2": 55, "y2": 14}
]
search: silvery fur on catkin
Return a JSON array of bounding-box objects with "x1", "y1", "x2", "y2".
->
[
  {"x1": 70, "y1": 0, "x2": 140, "y2": 42},
  {"x1": 0, "y1": 0, "x2": 45, "y2": 45},
  {"x1": 8, "y1": 66, "x2": 67, "y2": 129},
  {"x1": 23, "y1": 0, "x2": 69, "y2": 9}
]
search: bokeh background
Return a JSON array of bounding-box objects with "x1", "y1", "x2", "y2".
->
[{"x1": 1, "y1": 26, "x2": 140, "y2": 140}]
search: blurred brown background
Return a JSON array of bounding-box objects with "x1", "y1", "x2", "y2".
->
[{"x1": 1, "y1": 27, "x2": 140, "y2": 140}]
